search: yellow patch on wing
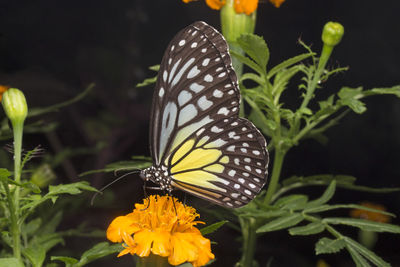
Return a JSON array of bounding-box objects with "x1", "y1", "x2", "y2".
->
[
  {"x1": 219, "y1": 156, "x2": 229, "y2": 164},
  {"x1": 171, "y1": 148, "x2": 222, "y2": 173},
  {"x1": 197, "y1": 136, "x2": 210, "y2": 147},
  {"x1": 171, "y1": 139, "x2": 195, "y2": 165},
  {"x1": 204, "y1": 164, "x2": 224, "y2": 173},
  {"x1": 172, "y1": 181, "x2": 223, "y2": 203},
  {"x1": 172, "y1": 170, "x2": 226, "y2": 192}
]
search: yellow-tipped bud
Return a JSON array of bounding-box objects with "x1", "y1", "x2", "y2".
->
[
  {"x1": 322, "y1": 22, "x2": 344, "y2": 47},
  {"x1": 2, "y1": 88, "x2": 28, "y2": 124}
]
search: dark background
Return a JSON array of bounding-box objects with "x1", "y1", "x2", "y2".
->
[{"x1": 0, "y1": 0, "x2": 399, "y2": 266}]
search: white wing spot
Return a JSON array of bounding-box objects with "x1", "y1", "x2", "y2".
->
[
  {"x1": 190, "y1": 83, "x2": 205, "y2": 93},
  {"x1": 172, "y1": 58, "x2": 195, "y2": 85},
  {"x1": 244, "y1": 189, "x2": 252, "y2": 195},
  {"x1": 179, "y1": 40, "x2": 185, "y2": 46},
  {"x1": 171, "y1": 45, "x2": 175, "y2": 51},
  {"x1": 233, "y1": 184, "x2": 240, "y2": 189},
  {"x1": 238, "y1": 178, "x2": 245, "y2": 184},
  {"x1": 197, "y1": 96, "x2": 213, "y2": 111},
  {"x1": 256, "y1": 169, "x2": 262, "y2": 174},
  {"x1": 254, "y1": 178, "x2": 261, "y2": 183},
  {"x1": 191, "y1": 42, "x2": 198, "y2": 48},
  {"x1": 215, "y1": 58, "x2": 221, "y2": 62},
  {"x1": 241, "y1": 196, "x2": 248, "y2": 201},
  {"x1": 244, "y1": 158, "x2": 251, "y2": 163},
  {"x1": 242, "y1": 127, "x2": 247, "y2": 131},
  {"x1": 225, "y1": 84, "x2": 232, "y2": 88},
  {"x1": 232, "y1": 107, "x2": 238, "y2": 112},
  {"x1": 163, "y1": 70, "x2": 168, "y2": 82},
  {"x1": 241, "y1": 148, "x2": 247, "y2": 153},
  {"x1": 216, "y1": 67, "x2": 223, "y2": 72},
  {"x1": 249, "y1": 183, "x2": 256, "y2": 189},
  {"x1": 218, "y1": 107, "x2": 229, "y2": 115},
  {"x1": 211, "y1": 126, "x2": 223, "y2": 133},
  {"x1": 213, "y1": 89, "x2": 223, "y2": 98},
  {"x1": 245, "y1": 165, "x2": 251, "y2": 171},
  {"x1": 202, "y1": 58, "x2": 210, "y2": 66},
  {"x1": 159, "y1": 87, "x2": 165, "y2": 97},
  {"x1": 178, "y1": 90, "x2": 192, "y2": 106},
  {"x1": 242, "y1": 143, "x2": 249, "y2": 147},
  {"x1": 228, "y1": 132, "x2": 236, "y2": 139},
  {"x1": 227, "y1": 145, "x2": 235, "y2": 152},
  {"x1": 231, "y1": 122, "x2": 238, "y2": 126},
  {"x1": 192, "y1": 31, "x2": 197, "y2": 36},
  {"x1": 234, "y1": 158, "x2": 240, "y2": 165},
  {"x1": 228, "y1": 90, "x2": 234, "y2": 95},
  {"x1": 228, "y1": 170, "x2": 236, "y2": 177},
  {"x1": 248, "y1": 134, "x2": 254, "y2": 138},
  {"x1": 196, "y1": 128, "x2": 205, "y2": 136},
  {"x1": 243, "y1": 172, "x2": 250, "y2": 177},
  {"x1": 168, "y1": 58, "x2": 172, "y2": 65},
  {"x1": 178, "y1": 104, "x2": 198, "y2": 126},
  {"x1": 218, "y1": 72, "x2": 226, "y2": 78},
  {"x1": 253, "y1": 150, "x2": 261, "y2": 155},
  {"x1": 187, "y1": 65, "x2": 200, "y2": 79},
  {"x1": 204, "y1": 74, "x2": 213, "y2": 82},
  {"x1": 231, "y1": 192, "x2": 240, "y2": 197},
  {"x1": 201, "y1": 48, "x2": 207, "y2": 53},
  {"x1": 257, "y1": 162, "x2": 262, "y2": 166},
  {"x1": 168, "y1": 58, "x2": 182, "y2": 83}
]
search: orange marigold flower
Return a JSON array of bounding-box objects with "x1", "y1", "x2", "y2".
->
[
  {"x1": 350, "y1": 201, "x2": 391, "y2": 223},
  {"x1": 0, "y1": 85, "x2": 9, "y2": 102},
  {"x1": 106, "y1": 195, "x2": 214, "y2": 267},
  {"x1": 182, "y1": 0, "x2": 284, "y2": 15}
]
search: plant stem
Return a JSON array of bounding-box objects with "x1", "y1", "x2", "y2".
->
[
  {"x1": 300, "y1": 44, "x2": 333, "y2": 110},
  {"x1": 263, "y1": 148, "x2": 286, "y2": 205},
  {"x1": 10, "y1": 120, "x2": 24, "y2": 260},
  {"x1": 238, "y1": 217, "x2": 257, "y2": 267},
  {"x1": 135, "y1": 254, "x2": 170, "y2": 267}
]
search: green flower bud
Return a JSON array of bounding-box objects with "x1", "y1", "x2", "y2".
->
[
  {"x1": 322, "y1": 22, "x2": 344, "y2": 47},
  {"x1": 2, "y1": 88, "x2": 28, "y2": 124}
]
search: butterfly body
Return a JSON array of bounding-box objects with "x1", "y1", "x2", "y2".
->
[{"x1": 140, "y1": 21, "x2": 269, "y2": 208}]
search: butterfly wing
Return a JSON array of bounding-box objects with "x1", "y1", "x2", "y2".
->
[{"x1": 148, "y1": 21, "x2": 269, "y2": 208}]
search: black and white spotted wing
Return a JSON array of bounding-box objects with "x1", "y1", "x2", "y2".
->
[{"x1": 140, "y1": 21, "x2": 269, "y2": 208}]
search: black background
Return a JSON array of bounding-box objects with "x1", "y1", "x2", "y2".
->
[{"x1": 0, "y1": 0, "x2": 399, "y2": 266}]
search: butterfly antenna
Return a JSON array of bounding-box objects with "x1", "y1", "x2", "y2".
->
[
  {"x1": 90, "y1": 169, "x2": 141, "y2": 205},
  {"x1": 141, "y1": 181, "x2": 151, "y2": 211}
]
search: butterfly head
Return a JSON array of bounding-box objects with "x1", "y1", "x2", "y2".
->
[{"x1": 140, "y1": 166, "x2": 173, "y2": 192}]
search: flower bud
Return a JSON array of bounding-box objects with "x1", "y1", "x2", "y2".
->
[
  {"x1": 2, "y1": 88, "x2": 28, "y2": 123},
  {"x1": 322, "y1": 22, "x2": 344, "y2": 47}
]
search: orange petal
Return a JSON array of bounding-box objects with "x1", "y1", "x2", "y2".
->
[
  {"x1": 169, "y1": 232, "x2": 198, "y2": 265},
  {"x1": 151, "y1": 230, "x2": 171, "y2": 257},
  {"x1": 190, "y1": 235, "x2": 215, "y2": 267},
  {"x1": 182, "y1": 0, "x2": 197, "y2": 3},
  {"x1": 134, "y1": 230, "x2": 155, "y2": 257},
  {"x1": 269, "y1": 0, "x2": 285, "y2": 8},
  {"x1": 234, "y1": 0, "x2": 258, "y2": 15},
  {"x1": 106, "y1": 216, "x2": 138, "y2": 243},
  {"x1": 205, "y1": 0, "x2": 226, "y2": 10}
]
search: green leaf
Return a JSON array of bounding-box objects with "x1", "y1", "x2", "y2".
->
[
  {"x1": 136, "y1": 76, "x2": 157, "y2": 87},
  {"x1": 48, "y1": 181, "x2": 97, "y2": 196},
  {"x1": 344, "y1": 237, "x2": 390, "y2": 266},
  {"x1": 305, "y1": 180, "x2": 336, "y2": 208},
  {"x1": 237, "y1": 33, "x2": 269, "y2": 75},
  {"x1": 0, "y1": 168, "x2": 11, "y2": 180},
  {"x1": 315, "y1": 237, "x2": 346, "y2": 255},
  {"x1": 346, "y1": 244, "x2": 371, "y2": 267},
  {"x1": 337, "y1": 87, "x2": 367, "y2": 114},
  {"x1": 76, "y1": 242, "x2": 122, "y2": 266},
  {"x1": 271, "y1": 65, "x2": 303, "y2": 97},
  {"x1": 289, "y1": 222, "x2": 325, "y2": 236},
  {"x1": 231, "y1": 50, "x2": 264, "y2": 75},
  {"x1": 323, "y1": 218, "x2": 400, "y2": 233},
  {"x1": 23, "y1": 217, "x2": 42, "y2": 236},
  {"x1": 0, "y1": 258, "x2": 24, "y2": 267},
  {"x1": 268, "y1": 52, "x2": 314, "y2": 79},
  {"x1": 257, "y1": 213, "x2": 303, "y2": 233},
  {"x1": 274, "y1": 194, "x2": 309, "y2": 210},
  {"x1": 200, "y1": 221, "x2": 227, "y2": 236},
  {"x1": 304, "y1": 204, "x2": 395, "y2": 218},
  {"x1": 51, "y1": 256, "x2": 79, "y2": 266},
  {"x1": 23, "y1": 246, "x2": 46, "y2": 267},
  {"x1": 240, "y1": 73, "x2": 264, "y2": 85},
  {"x1": 367, "y1": 86, "x2": 400, "y2": 98}
]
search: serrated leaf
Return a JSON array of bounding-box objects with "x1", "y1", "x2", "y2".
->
[
  {"x1": 48, "y1": 181, "x2": 97, "y2": 196},
  {"x1": 268, "y1": 52, "x2": 314, "y2": 79},
  {"x1": 315, "y1": 237, "x2": 346, "y2": 255},
  {"x1": 148, "y1": 65, "x2": 160, "y2": 71},
  {"x1": 289, "y1": 222, "x2": 325, "y2": 236},
  {"x1": 136, "y1": 76, "x2": 157, "y2": 87},
  {"x1": 344, "y1": 237, "x2": 390, "y2": 266},
  {"x1": 257, "y1": 213, "x2": 303, "y2": 233},
  {"x1": 240, "y1": 73, "x2": 264, "y2": 85},
  {"x1": 338, "y1": 97, "x2": 366, "y2": 114},
  {"x1": 23, "y1": 218, "x2": 42, "y2": 236},
  {"x1": 346, "y1": 244, "x2": 371, "y2": 267},
  {"x1": 0, "y1": 258, "x2": 24, "y2": 267},
  {"x1": 0, "y1": 168, "x2": 11, "y2": 180},
  {"x1": 200, "y1": 221, "x2": 227, "y2": 236},
  {"x1": 304, "y1": 204, "x2": 395, "y2": 218},
  {"x1": 237, "y1": 34, "x2": 269, "y2": 75},
  {"x1": 272, "y1": 65, "x2": 303, "y2": 96},
  {"x1": 323, "y1": 218, "x2": 400, "y2": 233}
]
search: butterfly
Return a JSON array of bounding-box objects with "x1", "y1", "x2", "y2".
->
[{"x1": 140, "y1": 21, "x2": 269, "y2": 208}]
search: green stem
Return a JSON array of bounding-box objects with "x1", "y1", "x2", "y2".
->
[
  {"x1": 300, "y1": 44, "x2": 333, "y2": 110},
  {"x1": 238, "y1": 217, "x2": 258, "y2": 267},
  {"x1": 263, "y1": 148, "x2": 286, "y2": 205},
  {"x1": 10, "y1": 120, "x2": 24, "y2": 260}
]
